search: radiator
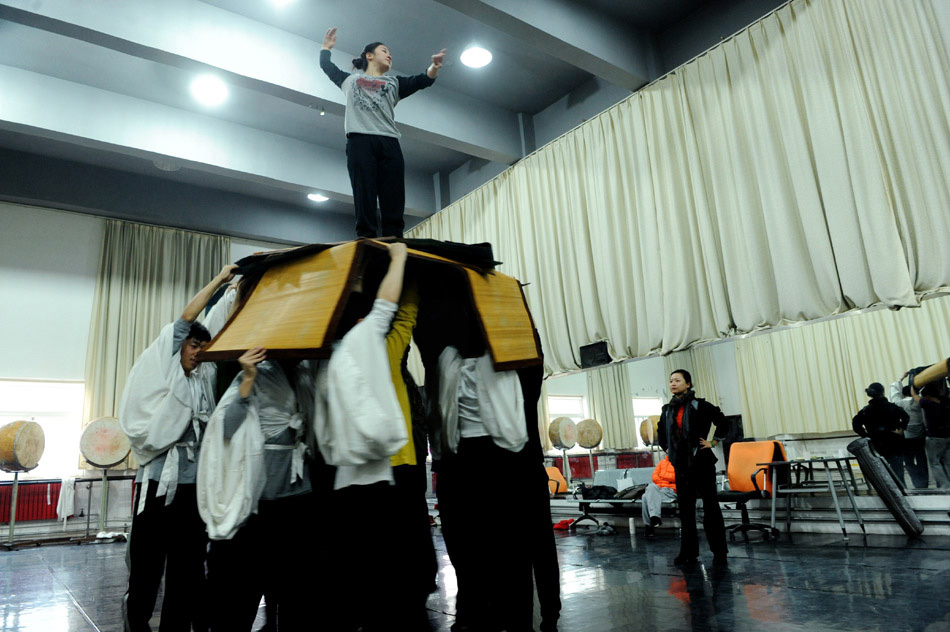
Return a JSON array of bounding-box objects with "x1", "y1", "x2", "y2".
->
[
  {"x1": 0, "y1": 481, "x2": 62, "y2": 522},
  {"x1": 553, "y1": 455, "x2": 599, "y2": 479},
  {"x1": 616, "y1": 452, "x2": 653, "y2": 469}
]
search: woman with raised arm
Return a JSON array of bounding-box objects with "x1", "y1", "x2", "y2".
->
[{"x1": 320, "y1": 27, "x2": 446, "y2": 239}]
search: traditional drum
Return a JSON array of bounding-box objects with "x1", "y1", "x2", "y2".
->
[
  {"x1": 639, "y1": 415, "x2": 661, "y2": 446},
  {"x1": 576, "y1": 418, "x2": 603, "y2": 449},
  {"x1": 0, "y1": 420, "x2": 46, "y2": 472},
  {"x1": 548, "y1": 417, "x2": 577, "y2": 450},
  {"x1": 80, "y1": 417, "x2": 131, "y2": 468}
]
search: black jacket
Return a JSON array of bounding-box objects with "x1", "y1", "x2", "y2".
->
[
  {"x1": 657, "y1": 391, "x2": 727, "y2": 469},
  {"x1": 919, "y1": 396, "x2": 950, "y2": 439},
  {"x1": 852, "y1": 397, "x2": 908, "y2": 455}
]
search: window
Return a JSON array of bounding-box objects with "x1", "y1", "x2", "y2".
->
[
  {"x1": 547, "y1": 395, "x2": 588, "y2": 423},
  {"x1": 0, "y1": 380, "x2": 85, "y2": 480},
  {"x1": 631, "y1": 397, "x2": 664, "y2": 448},
  {"x1": 547, "y1": 395, "x2": 590, "y2": 453}
]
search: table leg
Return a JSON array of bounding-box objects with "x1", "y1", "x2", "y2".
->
[
  {"x1": 843, "y1": 457, "x2": 860, "y2": 494},
  {"x1": 770, "y1": 467, "x2": 778, "y2": 530},
  {"x1": 824, "y1": 462, "x2": 848, "y2": 541},
  {"x1": 785, "y1": 490, "x2": 793, "y2": 534},
  {"x1": 835, "y1": 459, "x2": 865, "y2": 533}
]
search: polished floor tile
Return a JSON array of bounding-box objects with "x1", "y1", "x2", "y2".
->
[{"x1": 1, "y1": 525, "x2": 949, "y2": 631}]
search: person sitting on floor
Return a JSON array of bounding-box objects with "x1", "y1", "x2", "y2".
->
[{"x1": 643, "y1": 455, "x2": 677, "y2": 538}]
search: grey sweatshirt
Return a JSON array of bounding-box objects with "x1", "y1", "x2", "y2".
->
[
  {"x1": 222, "y1": 362, "x2": 313, "y2": 500},
  {"x1": 320, "y1": 49, "x2": 435, "y2": 138}
]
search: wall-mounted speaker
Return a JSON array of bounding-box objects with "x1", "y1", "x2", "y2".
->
[{"x1": 580, "y1": 341, "x2": 611, "y2": 368}]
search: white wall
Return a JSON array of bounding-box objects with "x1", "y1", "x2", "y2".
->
[
  {"x1": 0, "y1": 203, "x2": 287, "y2": 383},
  {"x1": 545, "y1": 370, "x2": 588, "y2": 398},
  {"x1": 624, "y1": 356, "x2": 667, "y2": 402},
  {"x1": 230, "y1": 236, "x2": 284, "y2": 262},
  {"x1": 0, "y1": 202, "x2": 103, "y2": 380}
]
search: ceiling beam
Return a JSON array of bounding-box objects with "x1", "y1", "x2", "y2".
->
[
  {"x1": 434, "y1": 0, "x2": 659, "y2": 89},
  {"x1": 0, "y1": 0, "x2": 523, "y2": 164},
  {"x1": 0, "y1": 65, "x2": 435, "y2": 215}
]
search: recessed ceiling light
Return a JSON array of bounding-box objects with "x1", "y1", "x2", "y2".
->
[
  {"x1": 190, "y1": 75, "x2": 228, "y2": 107},
  {"x1": 460, "y1": 46, "x2": 492, "y2": 68},
  {"x1": 153, "y1": 159, "x2": 181, "y2": 172},
  {"x1": 308, "y1": 193, "x2": 329, "y2": 202},
  {"x1": 271, "y1": 0, "x2": 295, "y2": 7}
]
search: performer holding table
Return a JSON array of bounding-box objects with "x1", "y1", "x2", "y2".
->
[{"x1": 118, "y1": 264, "x2": 237, "y2": 632}]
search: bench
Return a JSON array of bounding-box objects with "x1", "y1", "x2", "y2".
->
[{"x1": 571, "y1": 468, "x2": 678, "y2": 529}]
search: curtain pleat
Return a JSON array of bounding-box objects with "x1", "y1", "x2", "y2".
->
[
  {"x1": 736, "y1": 295, "x2": 950, "y2": 438},
  {"x1": 407, "y1": 0, "x2": 950, "y2": 377},
  {"x1": 587, "y1": 363, "x2": 635, "y2": 449}
]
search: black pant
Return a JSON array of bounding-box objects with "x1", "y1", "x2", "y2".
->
[
  {"x1": 438, "y1": 438, "x2": 536, "y2": 632},
  {"x1": 126, "y1": 483, "x2": 209, "y2": 632},
  {"x1": 529, "y1": 466, "x2": 561, "y2": 632},
  {"x1": 674, "y1": 451, "x2": 727, "y2": 559},
  {"x1": 346, "y1": 133, "x2": 405, "y2": 238},
  {"x1": 904, "y1": 436, "x2": 930, "y2": 489},
  {"x1": 392, "y1": 464, "x2": 439, "y2": 620},
  {"x1": 207, "y1": 493, "x2": 316, "y2": 632}
]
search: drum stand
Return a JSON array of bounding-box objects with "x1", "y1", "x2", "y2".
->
[
  {"x1": 560, "y1": 449, "x2": 573, "y2": 487},
  {"x1": 82, "y1": 469, "x2": 112, "y2": 537},
  {"x1": 7, "y1": 471, "x2": 20, "y2": 544},
  {"x1": 587, "y1": 448, "x2": 596, "y2": 477}
]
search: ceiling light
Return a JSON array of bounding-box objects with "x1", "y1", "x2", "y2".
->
[
  {"x1": 271, "y1": 0, "x2": 295, "y2": 7},
  {"x1": 153, "y1": 159, "x2": 181, "y2": 172},
  {"x1": 460, "y1": 46, "x2": 492, "y2": 68},
  {"x1": 308, "y1": 193, "x2": 329, "y2": 202},
  {"x1": 190, "y1": 75, "x2": 229, "y2": 107}
]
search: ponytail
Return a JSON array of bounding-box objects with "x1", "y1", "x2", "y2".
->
[{"x1": 352, "y1": 41, "x2": 385, "y2": 71}]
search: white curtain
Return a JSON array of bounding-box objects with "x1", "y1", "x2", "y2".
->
[
  {"x1": 736, "y1": 295, "x2": 950, "y2": 438},
  {"x1": 82, "y1": 220, "x2": 230, "y2": 468},
  {"x1": 662, "y1": 348, "x2": 721, "y2": 407},
  {"x1": 407, "y1": 0, "x2": 950, "y2": 376},
  {"x1": 587, "y1": 363, "x2": 636, "y2": 449}
]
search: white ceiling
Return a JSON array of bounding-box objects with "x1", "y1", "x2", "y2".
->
[{"x1": 0, "y1": 0, "x2": 786, "y2": 244}]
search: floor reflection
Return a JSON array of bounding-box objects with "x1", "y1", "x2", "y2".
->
[{"x1": 0, "y1": 528, "x2": 949, "y2": 631}]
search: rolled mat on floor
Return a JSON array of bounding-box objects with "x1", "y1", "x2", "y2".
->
[{"x1": 847, "y1": 437, "x2": 924, "y2": 537}]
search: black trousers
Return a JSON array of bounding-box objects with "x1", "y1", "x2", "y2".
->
[
  {"x1": 392, "y1": 464, "x2": 439, "y2": 623},
  {"x1": 904, "y1": 436, "x2": 930, "y2": 489},
  {"x1": 674, "y1": 451, "x2": 727, "y2": 559},
  {"x1": 529, "y1": 466, "x2": 561, "y2": 632},
  {"x1": 207, "y1": 493, "x2": 317, "y2": 632},
  {"x1": 438, "y1": 437, "x2": 536, "y2": 632},
  {"x1": 126, "y1": 483, "x2": 209, "y2": 632},
  {"x1": 346, "y1": 133, "x2": 405, "y2": 238}
]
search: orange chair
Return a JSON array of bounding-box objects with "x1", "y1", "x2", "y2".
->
[
  {"x1": 717, "y1": 440, "x2": 787, "y2": 541},
  {"x1": 546, "y1": 466, "x2": 569, "y2": 496}
]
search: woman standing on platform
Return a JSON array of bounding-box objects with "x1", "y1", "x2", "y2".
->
[
  {"x1": 319, "y1": 27, "x2": 446, "y2": 239},
  {"x1": 656, "y1": 369, "x2": 729, "y2": 567}
]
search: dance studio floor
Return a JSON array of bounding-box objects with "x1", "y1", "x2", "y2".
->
[{"x1": 1, "y1": 525, "x2": 949, "y2": 631}]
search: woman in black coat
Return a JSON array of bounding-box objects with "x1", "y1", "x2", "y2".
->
[{"x1": 656, "y1": 369, "x2": 729, "y2": 566}]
